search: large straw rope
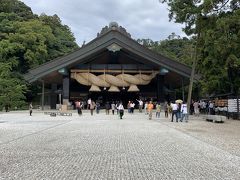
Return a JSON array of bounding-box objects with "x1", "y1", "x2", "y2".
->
[
  {"x1": 98, "y1": 74, "x2": 129, "y2": 87},
  {"x1": 79, "y1": 73, "x2": 110, "y2": 87},
  {"x1": 71, "y1": 72, "x2": 156, "y2": 87}
]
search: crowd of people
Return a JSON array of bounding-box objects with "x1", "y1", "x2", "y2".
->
[
  {"x1": 73, "y1": 98, "x2": 217, "y2": 121},
  {"x1": 26, "y1": 98, "x2": 217, "y2": 119}
]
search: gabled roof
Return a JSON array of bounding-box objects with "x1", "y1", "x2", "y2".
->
[{"x1": 24, "y1": 23, "x2": 194, "y2": 83}]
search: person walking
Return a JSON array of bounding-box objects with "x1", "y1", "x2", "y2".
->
[
  {"x1": 111, "y1": 102, "x2": 116, "y2": 115},
  {"x1": 5, "y1": 104, "x2": 9, "y2": 112},
  {"x1": 118, "y1": 102, "x2": 124, "y2": 119},
  {"x1": 75, "y1": 100, "x2": 82, "y2": 116},
  {"x1": 193, "y1": 101, "x2": 199, "y2": 116},
  {"x1": 163, "y1": 101, "x2": 168, "y2": 118},
  {"x1": 127, "y1": 101, "x2": 131, "y2": 113},
  {"x1": 144, "y1": 101, "x2": 148, "y2": 115},
  {"x1": 181, "y1": 102, "x2": 188, "y2": 122},
  {"x1": 136, "y1": 99, "x2": 143, "y2": 113},
  {"x1": 147, "y1": 101, "x2": 154, "y2": 120},
  {"x1": 130, "y1": 101, "x2": 135, "y2": 114},
  {"x1": 90, "y1": 101, "x2": 96, "y2": 116},
  {"x1": 29, "y1": 102, "x2": 33, "y2": 116},
  {"x1": 105, "y1": 102, "x2": 110, "y2": 115},
  {"x1": 87, "y1": 98, "x2": 91, "y2": 109},
  {"x1": 171, "y1": 102, "x2": 178, "y2": 122},
  {"x1": 209, "y1": 101, "x2": 214, "y2": 115},
  {"x1": 116, "y1": 101, "x2": 120, "y2": 114},
  {"x1": 156, "y1": 103, "x2": 161, "y2": 118},
  {"x1": 168, "y1": 103, "x2": 172, "y2": 118},
  {"x1": 177, "y1": 103, "x2": 182, "y2": 120},
  {"x1": 96, "y1": 101, "x2": 100, "y2": 114}
]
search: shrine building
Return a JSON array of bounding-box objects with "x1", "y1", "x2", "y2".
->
[{"x1": 24, "y1": 22, "x2": 196, "y2": 109}]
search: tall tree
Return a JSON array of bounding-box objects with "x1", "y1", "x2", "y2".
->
[
  {"x1": 39, "y1": 14, "x2": 78, "y2": 60},
  {"x1": 0, "y1": 62, "x2": 27, "y2": 110},
  {"x1": 0, "y1": 0, "x2": 79, "y2": 109},
  {"x1": 160, "y1": 0, "x2": 240, "y2": 95}
]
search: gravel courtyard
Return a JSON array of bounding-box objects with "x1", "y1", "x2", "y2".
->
[{"x1": 0, "y1": 111, "x2": 239, "y2": 180}]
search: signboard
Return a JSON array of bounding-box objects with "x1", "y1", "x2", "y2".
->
[{"x1": 228, "y1": 99, "x2": 239, "y2": 113}]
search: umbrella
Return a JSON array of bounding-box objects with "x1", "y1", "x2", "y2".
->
[{"x1": 175, "y1": 99, "x2": 183, "y2": 104}]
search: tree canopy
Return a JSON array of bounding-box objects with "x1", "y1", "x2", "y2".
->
[
  {"x1": 0, "y1": 0, "x2": 79, "y2": 110},
  {"x1": 160, "y1": 0, "x2": 240, "y2": 96}
]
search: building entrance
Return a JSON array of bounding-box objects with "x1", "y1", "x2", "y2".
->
[{"x1": 89, "y1": 91, "x2": 139, "y2": 107}]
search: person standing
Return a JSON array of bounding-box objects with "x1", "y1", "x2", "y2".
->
[
  {"x1": 75, "y1": 100, "x2": 82, "y2": 116},
  {"x1": 90, "y1": 101, "x2": 96, "y2": 116},
  {"x1": 190, "y1": 100, "x2": 194, "y2": 115},
  {"x1": 5, "y1": 104, "x2": 9, "y2": 112},
  {"x1": 118, "y1": 102, "x2": 124, "y2": 119},
  {"x1": 177, "y1": 103, "x2": 182, "y2": 120},
  {"x1": 96, "y1": 101, "x2": 100, "y2": 114},
  {"x1": 136, "y1": 99, "x2": 143, "y2": 113},
  {"x1": 163, "y1": 101, "x2": 168, "y2": 118},
  {"x1": 168, "y1": 103, "x2": 172, "y2": 118},
  {"x1": 130, "y1": 101, "x2": 135, "y2": 113},
  {"x1": 147, "y1": 101, "x2": 154, "y2": 120},
  {"x1": 156, "y1": 103, "x2": 161, "y2": 118},
  {"x1": 87, "y1": 98, "x2": 91, "y2": 109},
  {"x1": 127, "y1": 101, "x2": 131, "y2": 113},
  {"x1": 111, "y1": 102, "x2": 116, "y2": 115},
  {"x1": 171, "y1": 102, "x2": 178, "y2": 122},
  {"x1": 144, "y1": 101, "x2": 148, "y2": 115},
  {"x1": 193, "y1": 101, "x2": 199, "y2": 116},
  {"x1": 116, "y1": 101, "x2": 120, "y2": 114},
  {"x1": 181, "y1": 102, "x2": 188, "y2": 122},
  {"x1": 29, "y1": 102, "x2": 33, "y2": 116},
  {"x1": 105, "y1": 102, "x2": 110, "y2": 115},
  {"x1": 209, "y1": 101, "x2": 214, "y2": 115}
]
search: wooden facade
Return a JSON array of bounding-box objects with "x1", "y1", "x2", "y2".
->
[{"x1": 24, "y1": 22, "x2": 198, "y2": 109}]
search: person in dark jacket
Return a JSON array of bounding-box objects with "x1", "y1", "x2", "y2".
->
[{"x1": 105, "y1": 102, "x2": 110, "y2": 115}]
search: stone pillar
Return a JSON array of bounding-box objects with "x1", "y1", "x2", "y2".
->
[
  {"x1": 50, "y1": 84, "x2": 57, "y2": 109},
  {"x1": 62, "y1": 75, "x2": 70, "y2": 105},
  {"x1": 157, "y1": 74, "x2": 165, "y2": 102}
]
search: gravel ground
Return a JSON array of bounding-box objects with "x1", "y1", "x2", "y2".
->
[{"x1": 0, "y1": 111, "x2": 239, "y2": 180}]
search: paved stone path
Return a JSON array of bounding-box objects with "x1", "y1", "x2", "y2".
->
[{"x1": 0, "y1": 111, "x2": 239, "y2": 179}]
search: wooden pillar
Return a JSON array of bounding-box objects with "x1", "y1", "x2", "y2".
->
[
  {"x1": 41, "y1": 80, "x2": 45, "y2": 110},
  {"x1": 182, "y1": 78, "x2": 185, "y2": 102},
  {"x1": 50, "y1": 83, "x2": 57, "y2": 109},
  {"x1": 157, "y1": 74, "x2": 164, "y2": 102},
  {"x1": 62, "y1": 75, "x2": 70, "y2": 104}
]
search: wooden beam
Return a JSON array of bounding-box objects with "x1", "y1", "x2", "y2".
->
[{"x1": 70, "y1": 69, "x2": 158, "y2": 73}]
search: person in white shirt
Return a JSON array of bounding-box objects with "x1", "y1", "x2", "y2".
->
[
  {"x1": 181, "y1": 102, "x2": 188, "y2": 122},
  {"x1": 171, "y1": 102, "x2": 179, "y2": 122},
  {"x1": 130, "y1": 102, "x2": 135, "y2": 113},
  {"x1": 136, "y1": 99, "x2": 143, "y2": 113},
  {"x1": 144, "y1": 101, "x2": 148, "y2": 115},
  {"x1": 193, "y1": 101, "x2": 199, "y2": 116},
  {"x1": 209, "y1": 101, "x2": 214, "y2": 115},
  {"x1": 87, "y1": 98, "x2": 91, "y2": 109},
  {"x1": 111, "y1": 102, "x2": 116, "y2": 115},
  {"x1": 118, "y1": 102, "x2": 124, "y2": 119}
]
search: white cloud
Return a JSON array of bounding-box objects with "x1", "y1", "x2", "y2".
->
[{"x1": 21, "y1": 0, "x2": 186, "y2": 45}]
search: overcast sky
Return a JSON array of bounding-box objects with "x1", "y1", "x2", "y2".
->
[{"x1": 21, "y1": 0, "x2": 185, "y2": 46}]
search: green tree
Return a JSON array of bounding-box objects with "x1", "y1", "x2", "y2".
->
[
  {"x1": 0, "y1": 0, "x2": 35, "y2": 20},
  {"x1": 160, "y1": 0, "x2": 240, "y2": 95},
  {"x1": 39, "y1": 14, "x2": 78, "y2": 59},
  {"x1": 0, "y1": 0, "x2": 79, "y2": 109},
  {"x1": 0, "y1": 62, "x2": 27, "y2": 110},
  {"x1": 137, "y1": 35, "x2": 193, "y2": 66}
]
